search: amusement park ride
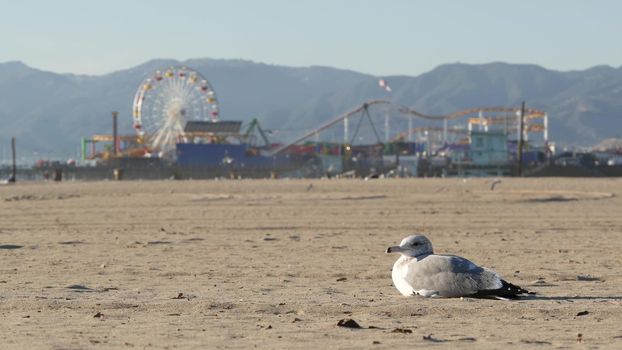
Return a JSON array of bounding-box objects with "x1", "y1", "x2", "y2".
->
[
  {"x1": 83, "y1": 67, "x2": 279, "y2": 160},
  {"x1": 273, "y1": 101, "x2": 549, "y2": 159},
  {"x1": 80, "y1": 66, "x2": 552, "y2": 178}
]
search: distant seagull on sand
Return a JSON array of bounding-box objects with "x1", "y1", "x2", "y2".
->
[
  {"x1": 490, "y1": 179, "x2": 502, "y2": 191},
  {"x1": 386, "y1": 235, "x2": 530, "y2": 299}
]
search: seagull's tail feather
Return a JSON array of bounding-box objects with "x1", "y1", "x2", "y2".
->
[{"x1": 469, "y1": 279, "x2": 531, "y2": 300}]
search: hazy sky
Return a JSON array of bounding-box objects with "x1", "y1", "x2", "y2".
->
[{"x1": 1, "y1": 0, "x2": 621, "y2": 76}]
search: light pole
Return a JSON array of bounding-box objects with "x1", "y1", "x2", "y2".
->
[
  {"x1": 10, "y1": 137, "x2": 16, "y2": 182},
  {"x1": 517, "y1": 102, "x2": 525, "y2": 176},
  {"x1": 112, "y1": 111, "x2": 119, "y2": 156}
]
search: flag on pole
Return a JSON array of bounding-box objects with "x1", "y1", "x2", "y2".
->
[{"x1": 379, "y1": 78, "x2": 392, "y2": 92}]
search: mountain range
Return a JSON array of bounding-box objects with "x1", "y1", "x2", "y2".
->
[{"x1": 1, "y1": 58, "x2": 621, "y2": 161}]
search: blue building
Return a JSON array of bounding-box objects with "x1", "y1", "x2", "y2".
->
[{"x1": 469, "y1": 131, "x2": 509, "y2": 166}]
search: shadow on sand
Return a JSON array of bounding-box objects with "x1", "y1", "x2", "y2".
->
[
  {"x1": 0, "y1": 244, "x2": 23, "y2": 250},
  {"x1": 524, "y1": 295, "x2": 622, "y2": 301}
]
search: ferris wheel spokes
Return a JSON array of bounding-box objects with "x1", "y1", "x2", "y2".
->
[{"x1": 132, "y1": 67, "x2": 220, "y2": 157}]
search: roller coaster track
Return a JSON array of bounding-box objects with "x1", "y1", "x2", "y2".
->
[{"x1": 273, "y1": 100, "x2": 547, "y2": 154}]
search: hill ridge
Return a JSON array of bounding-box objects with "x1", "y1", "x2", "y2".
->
[{"x1": 1, "y1": 59, "x2": 621, "y2": 159}]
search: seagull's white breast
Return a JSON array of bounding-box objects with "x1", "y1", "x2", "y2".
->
[{"x1": 391, "y1": 256, "x2": 417, "y2": 296}]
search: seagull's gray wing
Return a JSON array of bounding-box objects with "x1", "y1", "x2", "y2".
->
[{"x1": 404, "y1": 254, "x2": 503, "y2": 298}]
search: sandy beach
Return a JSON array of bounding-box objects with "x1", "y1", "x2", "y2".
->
[{"x1": 1, "y1": 178, "x2": 621, "y2": 349}]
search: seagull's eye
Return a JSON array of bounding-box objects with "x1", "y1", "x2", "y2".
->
[{"x1": 412, "y1": 242, "x2": 421, "y2": 246}]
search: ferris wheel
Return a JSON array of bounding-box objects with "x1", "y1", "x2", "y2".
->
[{"x1": 132, "y1": 67, "x2": 219, "y2": 156}]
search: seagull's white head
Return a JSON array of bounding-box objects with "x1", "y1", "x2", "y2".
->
[{"x1": 386, "y1": 235, "x2": 433, "y2": 258}]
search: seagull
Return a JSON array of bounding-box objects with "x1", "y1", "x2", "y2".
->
[
  {"x1": 490, "y1": 179, "x2": 502, "y2": 191},
  {"x1": 386, "y1": 235, "x2": 530, "y2": 299}
]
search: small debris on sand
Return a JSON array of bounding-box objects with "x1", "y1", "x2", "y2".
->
[
  {"x1": 422, "y1": 334, "x2": 446, "y2": 343},
  {"x1": 520, "y1": 339, "x2": 552, "y2": 345},
  {"x1": 172, "y1": 293, "x2": 186, "y2": 300},
  {"x1": 67, "y1": 284, "x2": 93, "y2": 292},
  {"x1": 576, "y1": 275, "x2": 603, "y2": 282},
  {"x1": 337, "y1": 319, "x2": 362, "y2": 329},
  {"x1": 390, "y1": 328, "x2": 412, "y2": 334}
]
